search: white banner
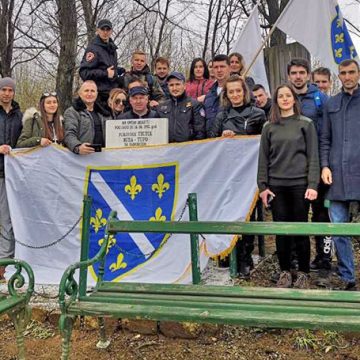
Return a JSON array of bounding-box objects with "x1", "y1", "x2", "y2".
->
[
  {"x1": 6, "y1": 137, "x2": 260, "y2": 284},
  {"x1": 232, "y1": 5, "x2": 270, "y2": 92},
  {"x1": 277, "y1": 0, "x2": 359, "y2": 74}
]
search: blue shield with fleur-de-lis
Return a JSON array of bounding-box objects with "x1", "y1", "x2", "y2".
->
[
  {"x1": 331, "y1": 5, "x2": 358, "y2": 64},
  {"x1": 85, "y1": 163, "x2": 178, "y2": 281}
]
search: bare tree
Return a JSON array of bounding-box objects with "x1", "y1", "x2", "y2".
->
[
  {"x1": 0, "y1": 0, "x2": 27, "y2": 76},
  {"x1": 56, "y1": 0, "x2": 77, "y2": 111}
]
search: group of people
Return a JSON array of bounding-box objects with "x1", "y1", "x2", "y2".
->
[{"x1": 0, "y1": 18, "x2": 358, "y2": 292}]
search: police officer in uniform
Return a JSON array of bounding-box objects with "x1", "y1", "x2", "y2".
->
[
  {"x1": 79, "y1": 19, "x2": 124, "y2": 107},
  {"x1": 157, "y1": 71, "x2": 206, "y2": 142}
]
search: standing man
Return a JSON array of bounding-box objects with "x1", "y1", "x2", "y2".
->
[
  {"x1": 287, "y1": 58, "x2": 331, "y2": 277},
  {"x1": 204, "y1": 54, "x2": 231, "y2": 136},
  {"x1": 312, "y1": 67, "x2": 332, "y2": 95},
  {"x1": 123, "y1": 50, "x2": 164, "y2": 107},
  {"x1": 0, "y1": 78, "x2": 22, "y2": 281},
  {"x1": 320, "y1": 59, "x2": 360, "y2": 291},
  {"x1": 157, "y1": 71, "x2": 205, "y2": 142},
  {"x1": 154, "y1": 57, "x2": 171, "y2": 99},
  {"x1": 79, "y1": 19, "x2": 123, "y2": 106},
  {"x1": 64, "y1": 80, "x2": 106, "y2": 155},
  {"x1": 252, "y1": 84, "x2": 272, "y2": 118},
  {"x1": 119, "y1": 86, "x2": 159, "y2": 119}
]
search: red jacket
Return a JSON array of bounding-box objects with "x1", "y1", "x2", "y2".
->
[{"x1": 185, "y1": 79, "x2": 214, "y2": 100}]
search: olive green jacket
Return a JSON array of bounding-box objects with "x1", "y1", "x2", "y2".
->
[
  {"x1": 16, "y1": 108, "x2": 63, "y2": 148},
  {"x1": 16, "y1": 108, "x2": 44, "y2": 148}
]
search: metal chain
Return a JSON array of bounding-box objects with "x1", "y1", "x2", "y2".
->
[
  {"x1": 109, "y1": 200, "x2": 189, "y2": 259},
  {"x1": 3, "y1": 215, "x2": 83, "y2": 249},
  {"x1": 6, "y1": 198, "x2": 197, "y2": 253}
]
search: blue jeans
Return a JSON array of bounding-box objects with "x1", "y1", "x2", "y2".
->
[{"x1": 328, "y1": 201, "x2": 355, "y2": 283}]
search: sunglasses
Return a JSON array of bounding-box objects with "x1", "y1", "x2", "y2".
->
[
  {"x1": 114, "y1": 98, "x2": 127, "y2": 106},
  {"x1": 41, "y1": 91, "x2": 57, "y2": 99}
]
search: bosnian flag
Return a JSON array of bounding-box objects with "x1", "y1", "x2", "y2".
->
[{"x1": 276, "y1": 0, "x2": 359, "y2": 74}]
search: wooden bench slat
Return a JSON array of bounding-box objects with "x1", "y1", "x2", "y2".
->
[
  {"x1": 85, "y1": 291, "x2": 360, "y2": 310},
  {"x1": 108, "y1": 220, "x2": 360, "y2": 237},
  {"x1": 67, "y1": 301, "x2": 360, "y2": 332},
  {"x1": 83, "y1": 294, "x2": 360, "y2": 317},
  {"x1": 0, "y1": 296, "x2": 26, "y2": 314},
  {"x1": 96, "y1": 282, "x2": 360, "y2": 303}
]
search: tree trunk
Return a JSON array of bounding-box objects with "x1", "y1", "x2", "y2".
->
[
  {"x1": 56, "y1": 0, "x2": 77, "y2": 112},
  {"x1": 0, "y1": 0, "x2": 15, "y2": 77},
  {"x1": 266, "y1": 0, "x2": 289, "y2": 47},
  {"x1": 80, "y1": 0, "x2": 96, "y2": 43}
]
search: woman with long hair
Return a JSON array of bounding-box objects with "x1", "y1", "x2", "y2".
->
[
  {"x1": 257, "y1": 84, "x2": 319, "y2": 289},
  {"x1": 107, "y1": 88, "x2": 127, "y2": 119},
  {"x1": 185, "y1": 57, "x2": 214, "y2": 103},
  {"x1": 228, "y1": 52, "x2": 255, "y2": 90},
  {"x1": 209, "y1": 75, "x2": 266, "y2": 278},
  {"x1": 17, "y1": 91, "x2": 64, "y2": 147}
]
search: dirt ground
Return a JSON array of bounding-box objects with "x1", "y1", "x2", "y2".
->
[
  {"x1": 1, "y1": 315, "x2": 360, "y2": 360},
  {"x1": 1, "y1": 213, "x2": 360, "y2": 359}
]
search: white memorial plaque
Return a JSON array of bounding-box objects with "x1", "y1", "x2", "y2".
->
[{"x1": 105, "y1": 118, "x2": 168, "y2": 148}]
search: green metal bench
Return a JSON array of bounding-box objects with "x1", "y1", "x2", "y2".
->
[
  {"x1": 59, "y1": 195, "x2": 360, "y2": 360},
  {"x1": 0, "y1": 258, "x2": 34, "y2": 360}
]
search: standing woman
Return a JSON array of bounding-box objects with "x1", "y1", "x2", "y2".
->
[
  {"x1": 229, "y1": 52, "x2": 255, "y2": 90},
  {"x1": 185, "y1": 58, "x2": 214, "y2": 103},
  {"x1": 209, "y1": 75, "x2": 265, "y2": 138},
  {"x1": 107, "y1": 88, "x2": 127, "y2": 119},
  {"x1": 17, "y1": 91, "x2": 64, "y2": 148},
  {"x1": 209, "y1": 75, "x2": 266, "y2": 278},
  {"x1": 257, "y1": 84, "x2": 319, "y2": 289}
]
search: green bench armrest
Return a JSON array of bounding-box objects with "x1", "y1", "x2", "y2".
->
[
  {"x1": 59, "y1": 210, "x2": 117, "y2": 312},
  {"x1": 0, "y1": 259, "x2": 34, "y2": 303}
]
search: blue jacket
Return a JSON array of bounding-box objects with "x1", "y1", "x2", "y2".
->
[
  {"x1": 298, "y1": 84, "x2": 328, "y2": 137},
  {"x1": 320, "y1": 86, "x2": 360, "y2": 201},
  {"x1": 204, "y1": 82, "x2": 221, "y2": 136}
]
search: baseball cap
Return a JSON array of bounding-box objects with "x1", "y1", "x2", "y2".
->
[
  {"x1": 129, "y1": 86, "x2": 149, "y2": 97},
  {"x1": 167, "y1": 71, "x2": 185, "y2": 82},
  {"x1": 97, "y1": 19, "x2": 113, "y2": 29}
]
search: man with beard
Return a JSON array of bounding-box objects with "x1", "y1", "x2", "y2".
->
[
  {"x1": 287, "y1": 58, "x2": 331, "y2": 283},
  {"x1": 123, "y1": 50, "x2": 164, "y2": 107},
  {"x1": 320, "y1": 59, "x2": 360, "y2": 290},
  {"x1": 0, "y1": 78, "x2": 22, "y2": 281}
]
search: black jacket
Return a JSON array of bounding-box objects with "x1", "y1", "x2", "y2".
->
[
  {"x1": 259, "y1": 98, "x2": 272, "y2": 118},
  {"x1": 79, "y1": 35, "x2": 121, "y2": 93},
  {"x1": 123, "y1": 65, "x2": 164, "y2": 102},
  {"x1": 119, "y1": 109, "x2": 159, "y2": 120},
  {"x1": 0, "y1": 101, "x2": 22, "y2": 177},
  {"x1": 157, "y1": 93, "x2": 206, "y2": 142},
  {"x1": 209, "y1": 105, "x2": 266, "y2": 138}
]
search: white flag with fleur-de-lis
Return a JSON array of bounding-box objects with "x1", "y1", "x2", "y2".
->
[{"x1": 6, "y1": 137, "x2": 259, "y2": 284}]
